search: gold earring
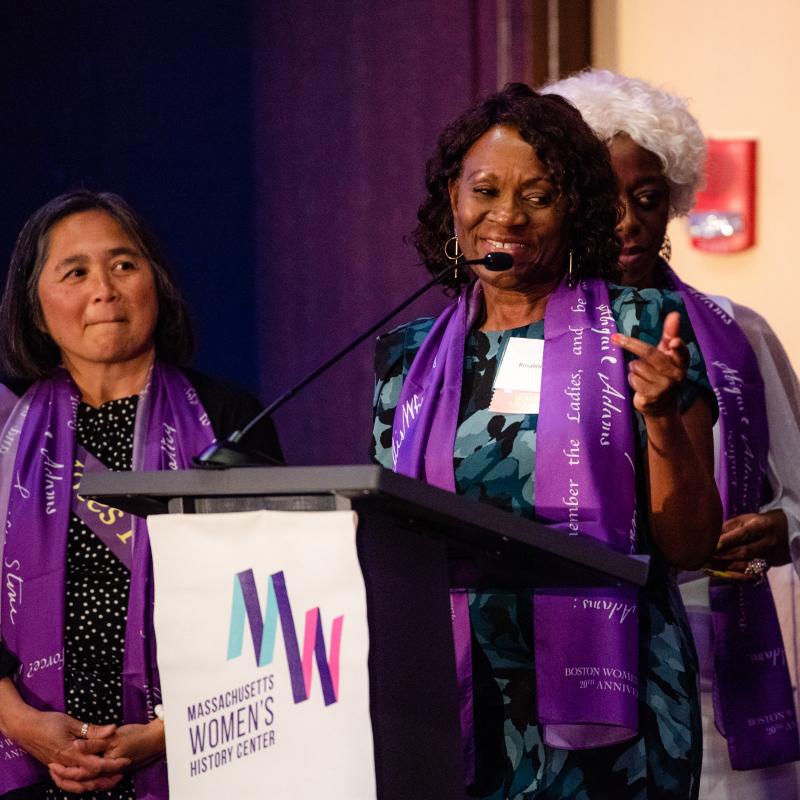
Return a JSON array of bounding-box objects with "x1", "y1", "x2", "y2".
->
[
  {"x1": 567, "y1": 248, "x2": 575, "y2": 287},
  {"x1": 659, "y1": 234, "x2": 672, "y2": 263}
]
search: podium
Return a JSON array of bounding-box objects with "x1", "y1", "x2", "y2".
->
[{"x1": 81, "y1": 466, "x2": 649, "y2": 800}]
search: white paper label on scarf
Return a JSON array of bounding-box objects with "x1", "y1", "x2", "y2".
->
[
  {"x1": 489, "y1": 337, "x2": 544, "y2": 414},
  {"x1": 149, "y1": 509, "x2": 376, "y2": 800}
]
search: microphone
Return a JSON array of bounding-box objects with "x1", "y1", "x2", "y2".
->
[
  {"x1": 473, "y1": 251, "x2": 514, "y2": 271},
  {"x1": 194, "y1": 252, "x2": 514, "y2": 467}
]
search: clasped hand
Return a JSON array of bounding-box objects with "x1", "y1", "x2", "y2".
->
[
  {"x1": 19, "y1": 710, "x2": 163, "y2": 793},
  {"x1": 16, "y1": 712, "x2": 127, "y2": 793}
]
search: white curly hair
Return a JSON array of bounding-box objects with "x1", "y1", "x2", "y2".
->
[{"x1": 542, "y1": 69, "x2": 706, "y2": 218}]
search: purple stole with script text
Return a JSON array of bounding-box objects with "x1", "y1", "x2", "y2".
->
[
  {"x1": 664, "y1": 262, "x2": 800, "y2": 770},
  {"x1": 0, "y1": 363, "x2": 216, "y2": 798},
  {"x1": 392, "y1": 279, "x2": 640, "y2": 781}
]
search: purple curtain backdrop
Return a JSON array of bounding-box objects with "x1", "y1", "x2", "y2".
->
[{"x1": 253, "y1": 1, "x2": 536, "y2": 465}]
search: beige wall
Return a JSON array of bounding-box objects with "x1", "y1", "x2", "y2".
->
[{"x1": 593, "y1": 0, "x2": 800, "y2": 370}]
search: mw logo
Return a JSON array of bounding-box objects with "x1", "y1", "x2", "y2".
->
[{"x1": 227, "y1": 569, "x2": 343, "y2": 706}]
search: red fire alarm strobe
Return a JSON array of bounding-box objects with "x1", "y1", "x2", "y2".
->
[{"x1": 689, "y1": 138, "x2": 756, "y2": 253}]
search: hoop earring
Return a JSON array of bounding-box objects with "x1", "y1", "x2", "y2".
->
[
  {"x1": 444, "y1": 235, "x2": 462, "y2": 280},
  {"x1": 659, "y1": 234, "x2": 672, "y2": 263}
]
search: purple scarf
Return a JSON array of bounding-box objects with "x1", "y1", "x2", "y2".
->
[
  {"x1": 393, "y1": 279, "x2": 640, "y2": 777},
  {"x1": 0, "y1": 362, "x2": 215, "y2": 797},
  {"x1": 664, "y1": 263, "x2": 800, "y2": 770}
]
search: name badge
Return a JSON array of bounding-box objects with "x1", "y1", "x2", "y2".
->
[{"x1": 489, "y1": 337, "x2": 544, "y2": 414}]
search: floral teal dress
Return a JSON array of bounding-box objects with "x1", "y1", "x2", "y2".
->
[{"x1": 370, "y1": 286, "x2": 714, "y2": 800}]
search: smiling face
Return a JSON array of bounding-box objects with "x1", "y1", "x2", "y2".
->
[
  {"x1": 448, "y1": 125, "x2": 568, "y2": 292},
  {"x1": 36, "y1": 209, "x2": 159, "y2": 374},
  {"x1": 609, "y1": 133, "x2": 671, "y2": 288}
]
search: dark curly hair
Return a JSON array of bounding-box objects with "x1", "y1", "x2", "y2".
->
[
  {"x1": 414, "y1": 82, "x2": 622, "y2": 290},
  {"x1": 0, "y1": 190, "x2": 194, "y2": 379}
]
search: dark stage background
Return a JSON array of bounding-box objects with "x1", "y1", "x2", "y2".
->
[{"x1": 0, "y1": 1, "x2": 588, "y2": 465}]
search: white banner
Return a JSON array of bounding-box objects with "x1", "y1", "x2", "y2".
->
[{"x1": 148, "y1": 509, "x2": 376, "y2": 799}]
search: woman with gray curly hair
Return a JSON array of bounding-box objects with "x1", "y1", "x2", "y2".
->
[
  {"x1": 544, "y1": 69, "x2": 706, "y2": 285},
  {"x1": 545, "y1": 68, "x2": 800, "y2": 799}
]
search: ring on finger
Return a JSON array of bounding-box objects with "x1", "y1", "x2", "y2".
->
[
  {"x1": 744, "y1": 558, "x2": 769, "y2": 581},
  {"x1": 78, "y1": 722, "x2": 89, "y2": 739}
]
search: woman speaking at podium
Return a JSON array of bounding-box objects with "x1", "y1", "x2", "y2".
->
[
  {"x1": 0, "y1": 191, "x2": 281, "y2": 799},
  {"x1": 371, "y1": 85, "x2": 721, "y2": 799}
]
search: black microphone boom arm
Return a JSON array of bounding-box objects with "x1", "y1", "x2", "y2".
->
[{"x1": 194, "y1": 252, "x2": 513, "y2": 467}]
